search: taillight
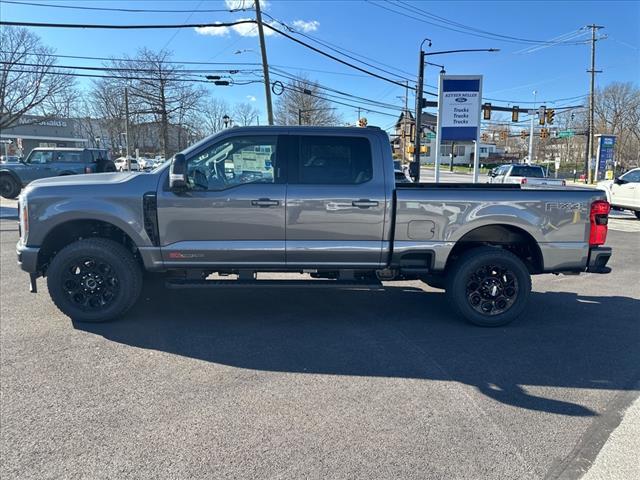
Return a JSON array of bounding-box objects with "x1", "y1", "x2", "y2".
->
[
  {"x1": 589, "y1": 200, "x2": 610, "y2": 246},
  {"x1": 520, "y1": 178, "x2": 527, "y2": 185}
]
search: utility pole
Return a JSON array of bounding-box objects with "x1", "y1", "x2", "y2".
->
[
  {"x1": 298, "y1": 108, "x2": 302, "y2": 125},
  {"x1": 586, "y1": 24, "x2": 604, "y2": 183},
  {"x1": 357, "y1": 107, "x2": 361, "y2": 125},
  {"x1": 527, "y1": 90, "x2": 537, "y2": 164},
  {"x1": 254, "y1": 0, "x2": 273, "y2": 125},
  {"x1": 413, "y1": 47, "x2": 426, "y2": 183},
  {"x1": 403, "y1": 81, "x2": 408, "y2": 162},
  {"x1": 124, "y1": 86, "x2": 131, "y2": 171}
]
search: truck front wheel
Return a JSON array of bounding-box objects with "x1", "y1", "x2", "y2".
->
[
  {"x1": 47, "y1": 238, "x2": 142, "y2": 322},
  {"x1": 446, "y1": 247, "x2": 531, "y2": 327}
]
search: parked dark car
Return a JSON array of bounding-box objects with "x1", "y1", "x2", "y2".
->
[{"x1": 0, "y1": 147, "x2": 115, "y2": 199}]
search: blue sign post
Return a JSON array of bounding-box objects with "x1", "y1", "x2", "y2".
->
[{"x1": 434, "y1": 75, "x2": 483, "y2": 183}]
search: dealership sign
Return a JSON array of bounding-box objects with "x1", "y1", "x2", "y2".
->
[{"x1": 437, "y1": 75, "x2": 483, "y2": 142}]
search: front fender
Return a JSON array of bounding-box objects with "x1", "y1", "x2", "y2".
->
[{"x1": 27, "y1": 196, "x2": 151, "y2": 247}]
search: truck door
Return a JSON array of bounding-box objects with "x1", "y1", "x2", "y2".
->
[
  {"x1": 611, "y1": 169, "x2": 640, "y2": 208},
  {"x1": 156, "y1": 134, "x2": 287, "y2": 267},
  {"x1": 285, "y1": 134, "x2": 386, "y2": 267},
  {"x1": 21, "y1": 150, "x2": 54, "y2": 182}
]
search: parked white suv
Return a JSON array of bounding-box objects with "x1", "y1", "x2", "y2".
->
[
  {"x1": 114, "y1": 157, "x2": 140, "y2": 172},
  {"x1": 598, "y1": 168, "x2": 640, "y2": 219}
]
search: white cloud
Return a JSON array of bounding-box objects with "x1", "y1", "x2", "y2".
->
[
  {"x1": 195, "y1": 23, "x2": 230, "y2": 36},
  {"x1": 292, "y1": 20, "x2": 320, "y2": 33},
  {"x1": 246, "y1": 95, "x2": 257, "y2": 102},
  {"x1": 225, "y1": 0, "x2": 270, "y2": 11},
  {"x1": 195, "y1": 17, "x2": 277, "y2": 38}
]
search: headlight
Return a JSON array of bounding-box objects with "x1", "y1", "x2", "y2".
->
[{"x1": 19, "y1": 195, "x2": 28, "y2": 243}]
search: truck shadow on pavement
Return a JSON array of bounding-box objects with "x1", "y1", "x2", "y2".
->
[{"x1": 75, "y1": 282, "x2": 640, "y2": 418}]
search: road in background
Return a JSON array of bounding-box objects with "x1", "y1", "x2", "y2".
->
[{"x1": 1, "y1": 219, "x2": 639, "y2": 479}]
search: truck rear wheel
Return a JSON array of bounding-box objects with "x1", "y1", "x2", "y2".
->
[
  {"x1": 446, "y1": 247, "x2": 531, "y2": 327},
  {"x1": 0, "y1": 175, "x2": 20, "y2": 199},
  {"x1": 47, "y1": 238, "x2": 142, "y2": 322}
]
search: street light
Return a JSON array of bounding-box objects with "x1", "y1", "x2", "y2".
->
[{"x1": 412, "y1": 43, "x2": 500, "y2": 183}]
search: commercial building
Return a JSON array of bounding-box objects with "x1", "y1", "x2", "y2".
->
[{"x1": 0, "y1": 116, "x2": 87, "y2": 158}]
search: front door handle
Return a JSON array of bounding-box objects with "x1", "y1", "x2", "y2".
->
[
  {"x1": 352, "y1": 199, "x2": 379, "y2": 208},
  {"x1": 251, "y1": 198, "x2": 280, "y2": 207}
]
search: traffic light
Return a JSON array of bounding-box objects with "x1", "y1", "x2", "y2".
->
[
  {"x1": 520, "y1": 130, "x2": 528, "y2": 139},
  {"x1": 481, "y1": 133, "x2": 489, "y2": 142},
  {"x1": 358, "y1": 117, "x2": 368, "y2": 127},
  {"x1": 512, "y1": 106, "x2": 519, "y2": 123},
  {"x1": 483, "y1": 103, "x2": 491, "y2": 120},
  {"x1": 546, "y1": 109, "x2": 555, "y2": 125},
  {"x1": 499, "y1": 131, "x2": 508, "y2": 142},
  {"x1": 539, "y1": 106, "x2": 546, "y2": 125},
  {"x1": 540, "y1": 128, "x2": 549, "y2": 139}
]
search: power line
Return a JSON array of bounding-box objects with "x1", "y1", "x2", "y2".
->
[
  {"x1": 262, "y1": 12, "x2": 415, "y2": 82},
  {"x1": 0, "y1": 19, "x2": 256, "y2": 30},
  {"x1": 367, "y1": 0, "x2": 591, "y2": 46},
  {"x1": 1, "y1": 0, "x2": 242, "y2": 13},
  {"x1": 0, "y1": 50, "x2": 261, "y2": 66},
  {"x1": 269, "y1": 67, "x2": 405, "y2": 111},
  {"x1": 4, "y1": 67, "x2": 262, "y2": 86},
  {"x1": 0, "y1": 19, "x2": 589, "y2": 107},
  {"x1": 0, "y1": 18, "x2": 437, "y2": 95},
  {"x1": 1, "y1": 61, "x2": 259, "y2": 75}
]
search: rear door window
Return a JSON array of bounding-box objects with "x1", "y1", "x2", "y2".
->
[
  {"x1": 291, "y1": 136, "x2": 373, "y2": 185},
  {"x1": 54, "y1": 151, "x2": 83, "y2": 163}
]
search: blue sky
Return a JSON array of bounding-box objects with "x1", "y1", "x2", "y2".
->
[{"x1": 1, "y1": 0, "x2": 639, "y2": 131}]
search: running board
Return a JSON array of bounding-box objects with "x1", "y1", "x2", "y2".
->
[{"x1": 165, "y1": 279, "x2": 384, "y2": 290}]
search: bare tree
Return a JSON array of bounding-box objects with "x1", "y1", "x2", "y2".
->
[
  {"x1": 274, "y1": 75, "x2": 341, "y2": 126},
  {"x1": 190, "y1": 97, "x2": 231, "y2": 138},
  {"x1": 594, "y1": 82, "x2": 640, "y2": 169},
  {"x1": 0, "y1": 27, "x2": 75, "y2": 129},
  {"x1": 94, "y1": 48, "x2": 206, "y2": 158},
  {"x1": 233, "y1": 102, "x2": 260, "y2": 126}
]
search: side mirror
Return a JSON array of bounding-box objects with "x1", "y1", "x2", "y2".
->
[
  {"x1": 169, "y1": 153, "x2": 188, "y2": 190},
  {"x1": 614, "y1": 177, "x2": 625, "y2": 185}
]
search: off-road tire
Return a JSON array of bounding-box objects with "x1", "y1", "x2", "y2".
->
[
  {"x1": 446, "y1": 247, "x2": 531, "y2": 327},
  {"x1": 97, "y1": 159, "x2": 117, "y2": 173},
  {"x1": 0, "y1": 174, "x2": 20, "y2": 199},
  {"x1": 47, "y1": 238, "x2": 142, "y2": 322}
]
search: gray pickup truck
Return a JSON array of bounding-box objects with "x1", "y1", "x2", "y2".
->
[{"x1": 16, "y1": 126, "x2": 612, "y2": 327}]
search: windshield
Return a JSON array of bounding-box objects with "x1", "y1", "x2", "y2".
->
[{"x1": 510, "y1": 166, "x2": 545, "y2": 178}]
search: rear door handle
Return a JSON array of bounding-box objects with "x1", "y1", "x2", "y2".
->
[
  {"x1": 251, "y1": 198, "x2": 280, "y2": 207},
  {"x1": 352, "y1": 199, "x2": 379, "y2": 208}
]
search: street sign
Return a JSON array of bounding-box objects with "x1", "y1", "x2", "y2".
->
[
  {"x1": 438, "y1": 75, "x2": 483, "y2": 142},
  {"x1": 558, "y1": 130, "x2": 575, "y2": 138},
  {"x1": 426, "y1": 132, "x2": 436, "y2": 140}
]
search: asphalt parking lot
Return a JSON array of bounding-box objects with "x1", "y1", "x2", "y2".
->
[{"x1": 1, "y1": 216, "x2": 639, "y2": 479}]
